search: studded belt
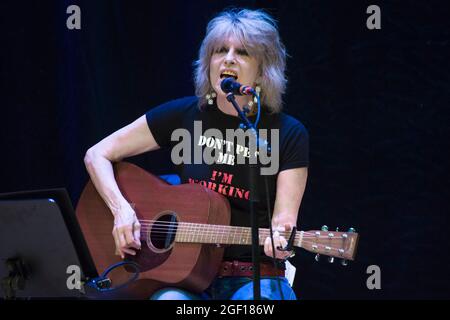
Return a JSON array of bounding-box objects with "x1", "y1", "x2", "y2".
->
[{"x1": 218, "y1": 260, "x2": 285, "y2": 277}]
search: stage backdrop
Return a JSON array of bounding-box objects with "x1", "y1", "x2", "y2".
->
[{"x1": 1, "y1": 0, "x2": 449, "y2": 299}]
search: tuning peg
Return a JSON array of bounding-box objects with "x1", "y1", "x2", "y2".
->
[
  {"x1": 328, "y1": 257, "x2": 334, "y2": 263},
  {"x1": 348, "y1": 227, "x2": 356, "y2": 233},
  {"x1": 315, "y1": 254, "x2": 321, "y2": 262},
  {"x1": 341, "y1": 259, "x2": 348, "y2": 266},
  {"x1": 321, "y1": 225, "x2": 328, "y2": 231}
]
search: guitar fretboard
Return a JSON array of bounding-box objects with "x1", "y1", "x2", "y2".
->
[{"x1": 174, "y1": 222, "x2": 302, "y2": 247}]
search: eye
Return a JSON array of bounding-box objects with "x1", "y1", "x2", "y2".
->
[
  {"x1": 236, "y1": 48, "x2": 249, "y2": 56},
  {"x1": 215, "y1": 46, "x2": 228, "y2": 54}
]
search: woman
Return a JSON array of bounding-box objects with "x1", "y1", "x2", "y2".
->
[{"x1": 84, "y1": 8, "x2": 308, "y2": 300}]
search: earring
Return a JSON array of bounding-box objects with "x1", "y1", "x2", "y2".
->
[
  {"x1": 243, "y1": 101, "x2": 254, "y2": 114},
  {"x1": 206, "y1": 92, "x2": 217, "y2": 105},
  {"x1": 254, "y1": 86, "x2": 261, "y2": 103}
]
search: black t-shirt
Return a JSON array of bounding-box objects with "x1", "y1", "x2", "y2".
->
[{"x1": 145, "y1": 96, "x2": 309, "y2": 262}]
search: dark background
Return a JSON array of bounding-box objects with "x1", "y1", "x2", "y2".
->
[{"x1": 1, "y1": 0, "x2": 449, "y2": 299}]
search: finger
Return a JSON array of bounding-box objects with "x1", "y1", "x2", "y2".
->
[
  {"x1": 118, "y1": 229, "x2": 126, "y2": 247},
  {"x1": 133, "y1": 222, "x2": 141, "y2": 248},
  {"x1": 124, "y1": 226, "x2": 140, "y2": 249},
  {"x1": 264, "y1": 237, "x2": 272, "y2": 256},
  {"x1": 122, "y1": 247, "x2": 137, "y2": 256},
  {"x1": 273, "y1": 231, "x2": 279, "y2": 245},
  {"x1": 268, "y1": 236, "x2": 279, "y2": 259},
  {"x1": 279, "y1": 235, "x2": 288, "y2": 247},
  {"x1": 277, "y1": 237, "x2": 291, "y2": 259},
  {"x1": 278, "y1": 238, "x2": 288, "y2": 255},
  {"x1": 118, "y1": 232, "x2": 128, "y2": 258},
  {"x1": 277, "y1": 236, "x2": 287, "y2": 252},
  {"x1": 119, "y1": 236, "x2": 136, "y2": 256},
  {"x1": 112, "y1": 228, "x2": 121, "y2": 256},
  {"x1": 273, "y1": 231, "x2": 282, "y2": 250}
]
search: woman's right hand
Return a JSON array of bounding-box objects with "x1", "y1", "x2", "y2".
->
[{"x1": 112, "y1": 204, "x2": 141, "y2": 259}]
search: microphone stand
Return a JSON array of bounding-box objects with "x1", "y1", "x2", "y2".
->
[{"x1": 226, "y1": 92, "x2": 265, "y2": 300}]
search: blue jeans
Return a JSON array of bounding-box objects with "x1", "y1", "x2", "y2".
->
[{"x1": 150, "y1": 277, "x2": 297, "y2": 300}]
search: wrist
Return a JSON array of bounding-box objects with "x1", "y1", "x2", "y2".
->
[
  {"x1": 109, "y1": 200, "x2": 133, "y2": 217},
  {"x1": 272, "y1": 222, "x2": 296, "y2": 231}
]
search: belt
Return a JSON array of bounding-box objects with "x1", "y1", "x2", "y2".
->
[{"x1": 218, "y1": 261, "x2": 285, "y2": 277}]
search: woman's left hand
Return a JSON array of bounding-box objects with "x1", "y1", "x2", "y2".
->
[{"x1": 264, "y1": 225, "x2": 294, "y2": 260}]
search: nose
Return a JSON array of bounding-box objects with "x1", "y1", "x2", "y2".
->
[{"x1": 224, "y1": 49, "x2": 236, "y2": 65}]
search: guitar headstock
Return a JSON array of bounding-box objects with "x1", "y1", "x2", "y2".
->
[{"x1": 300, "y1": 226, "x2": 359, "y2": 265}]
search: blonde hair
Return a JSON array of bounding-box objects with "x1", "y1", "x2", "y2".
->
[{"x1": 194, "y1": 8, "x2": 287, "y2": 113}]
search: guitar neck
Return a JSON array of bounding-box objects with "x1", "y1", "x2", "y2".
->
[
  {"x1": 174, "y1": 222, "x2": 358, "y2": 260},
  {"x1": 175, "y1": 222, "x2": 300, "y2": 247}
]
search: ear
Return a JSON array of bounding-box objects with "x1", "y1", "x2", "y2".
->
[
  {"x1": 255, "y1": 69, "x2": 264, "y2": 84},
  {"x1": 254, "y1": 75, "x2": 262, "y2": 87}
]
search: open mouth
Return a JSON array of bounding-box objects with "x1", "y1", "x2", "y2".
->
[{"x1": 220, "y1": 70, "x2": 238, "y2": 81}]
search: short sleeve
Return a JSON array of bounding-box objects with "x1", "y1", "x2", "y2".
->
[
  {"x1": 145, "y1": 96, "x2": 197, "y2": 148},
  {"x1": 279, "y1": 116, "x2": 309, "y2": 172}
]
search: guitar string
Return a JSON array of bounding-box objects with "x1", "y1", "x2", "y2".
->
[
  {"x1": 140, "y1": 227, "x2": 344, "y2": 239},
  {"x1": 137, "y1": 228, "x2": 349, "y2": 253},
  {"x1": 133, "y1": 239, "x2": 347, "y2": 255},
  {"x1": 137, "y1": 218, "x2": 339, "y2": 234},
  {"x1": 138, "y1": 222, "x2": 341, "y2": 233},
  {"x1": 140, "y1": 229, "x2": 344, "y2": 240},
  {"x1": 116, "y1": 221, "x2": 349, "y2": 254},
  {"x1": 137, "y1": 221, "x2": 333, "y2": 238},
  {"x1": 135, "y1": 224, "x2": 348, "y2": 252},
  {"x1": 137, "y1": 230, "x2": 344, "y2": 243},
  {"x1": 137, "y1": 235, "x2": 346, "y2": 252},
  {"x1": 138, "y1": 236, "x2": 343, "y2": 247},
  {"x1": 138, "y1": 226, "x2": 343, "y2": 239},
  {"x1": 140, "y1": 228, "x2": 322, "y2": 239},
  {"x1": 137, "y1": 218, "x2": 346, "y2": 233},
  {"x1": 138, "y1": 226, "x2": 341, "y2": 237},
  {"x1": 136, "y1": 219, "x2": 345, "y2": 236}
]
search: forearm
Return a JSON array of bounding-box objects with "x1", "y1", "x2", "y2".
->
[
  {"x1": 84, "y1": 149, "x2": 130, "y2": 216},
  {"x1": 272, "y1": 167, "x2": 308, "y2": 230}
]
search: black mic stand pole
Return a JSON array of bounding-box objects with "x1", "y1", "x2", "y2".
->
[{"x1": 226, "y1": 92, "x2": 262, "y2": 300}]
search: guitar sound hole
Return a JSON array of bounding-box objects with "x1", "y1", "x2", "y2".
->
[{"x1": 148, "y1": 213, "x2": 178, "y2": 250}]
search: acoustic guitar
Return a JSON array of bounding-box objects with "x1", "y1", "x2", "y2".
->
[{"x1": 76, "y1": 162, "x2": 359, "y2": 299}]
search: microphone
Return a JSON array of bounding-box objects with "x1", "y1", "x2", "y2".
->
[{"x1": 221, "y1": 77, "x2": 256, "y2": 96}]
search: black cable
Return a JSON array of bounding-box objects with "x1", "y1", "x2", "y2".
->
[{"x1": 85, "y1": 261, "x2": 140, "y2": 292}]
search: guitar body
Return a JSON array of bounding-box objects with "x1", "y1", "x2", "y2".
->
[{"x1": 76, "y1": 162, "x2": 231, "y2": 299}]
